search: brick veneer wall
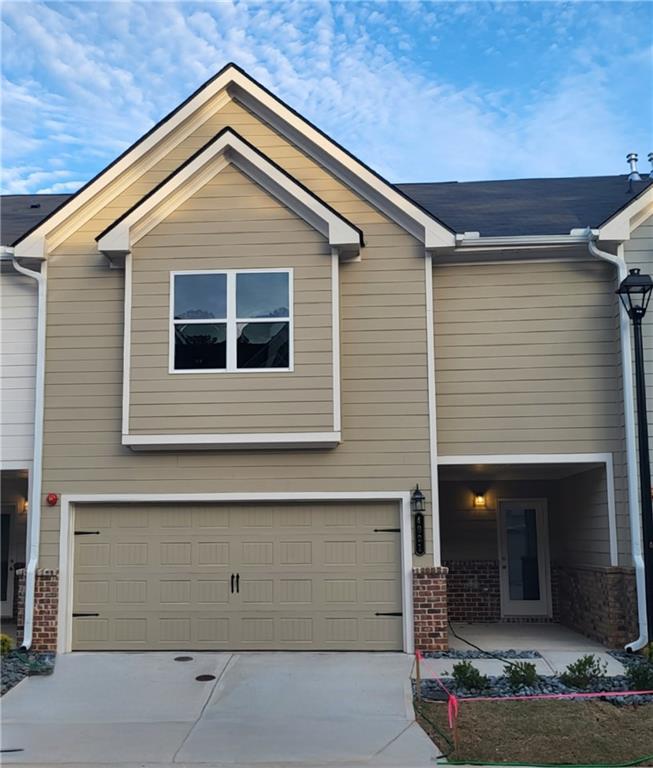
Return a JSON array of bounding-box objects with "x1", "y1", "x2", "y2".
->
[
  {"x1": 413, "y1": 566, "x2": 448, "y2": 651},
  {"x1": 15, "y1": 568, "x2": 59, "y2": 652},
  {"x1": 555, "y1": 564, "x2": 638, "y2": 648},
  {"x1": 445, "y1": 560, "x2": 501, "y2": 622}
]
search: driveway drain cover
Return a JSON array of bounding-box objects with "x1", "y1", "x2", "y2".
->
[
  {"x1": 195, "y1": 674, "x2": 216, "y2": 682},
  {"x1": 174, "y1": 656, "x2": 193, "y2": 662}
]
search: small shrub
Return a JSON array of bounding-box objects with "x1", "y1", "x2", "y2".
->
[
  {"x1": 0, "y1": 634, "x2": 13, "y2": 656},
  {"x1": 625, "y1": 658, "x2": 653, "y2": 691},
  {"x1": 559, "y1": 654, "x2": 607, "y2": 689},
  {"x1": 452, "y1": 660, "x2": 489, "y2": 691},
  {"x1": 504, "y1": 661, "x2": 539, "y2": 689}
]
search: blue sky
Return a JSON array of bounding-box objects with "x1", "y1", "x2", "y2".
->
[{"x1": 1, "y1": 1, "x2": 652, "y2": 194}]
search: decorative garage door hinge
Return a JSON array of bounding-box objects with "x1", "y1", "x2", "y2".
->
[
  {"x1": 74, "y1": 530, "x2": 101, "y2": 535},
  {"x1": 72, "y1": 613, "x2": 100, "y2": 617},
  {"x1": 373, "y1": 528, "x2": 400, "y2": 533},
  {"x1": 374, "y1": 612, "x2": 403, "y2": 616}
]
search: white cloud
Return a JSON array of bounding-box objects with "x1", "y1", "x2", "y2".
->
[{"x1": 1, "y1": 0, "x2": 651, "y2": 194}]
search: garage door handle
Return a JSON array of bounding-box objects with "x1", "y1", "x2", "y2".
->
[
  {"x1": 231, "y1": 574, "x2": 235, "y2": 594},
  {"x1": 235, "y1": 573, "x2": 240, "y2": 593},
  {"x1": 375, "y1": 612, "x2": 402, "y2": 617},
  {"x1": 73, "y1": 613, "x2": 100, "y2": 618}
]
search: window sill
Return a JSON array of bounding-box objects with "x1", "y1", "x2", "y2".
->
[{"x1": 123, "y1": 431, "x2": 341, "y2": 451}]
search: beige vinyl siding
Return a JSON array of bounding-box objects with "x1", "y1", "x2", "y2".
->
[
  {"x1": 434, "y1": 259, "x2": 623, "y2": 454},
  {"x1": 41, "y1": 98, "x2": 432, "y2": 569},
  {"x1": 623, "y1": 213, "x2": 653, "y2": 467},
  {"x1": 129, "y1": 166, "x2": 333, "y2": 435},
  {"x1": 0, "y1": 270, "x2": 37, "y2": 465}
]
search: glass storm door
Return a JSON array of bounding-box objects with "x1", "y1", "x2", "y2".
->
[{"x1": 497, "y1": 499, "x2": 550, "y2": 617}]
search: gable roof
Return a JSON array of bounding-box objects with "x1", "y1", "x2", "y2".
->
[
  {"x1": 96, "y1": 127, "x2": 363, "y2": 258},
  {"x1": 9, "y1": 62, "x2": 454, "y2": 257},
  {"x1": 397, "y1": 175, "x2": 653, "y2": 238}
]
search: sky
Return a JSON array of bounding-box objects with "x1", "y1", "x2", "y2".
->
[{"x1": 1, "y1": 0, "x2": 652, "y2": 194}]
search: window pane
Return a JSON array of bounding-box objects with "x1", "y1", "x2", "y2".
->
[
  {"x1": 174, "y1": 274, "x2": 226, "y2": 319},
  {"x1": 506, "y1": 508, "x2": 541, "y2": 601},
  {"x1": 236, "y1": 272, "x2": 289, "y2": 318},
  {"x1": 237, "y1": 322, "x2": 289, "y2": 369},
  {"x1": 174, "y1": 323, "x2": 226, "y2": 370}
]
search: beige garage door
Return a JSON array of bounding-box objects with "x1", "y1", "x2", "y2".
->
[{"x1": 72, "y1": 501, "x2": 403, "y2": 651}]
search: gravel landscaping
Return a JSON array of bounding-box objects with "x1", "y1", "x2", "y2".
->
[
  {"x1": 424, "y1": 648, "x2": 541, "y2": 659},
  {"x1": 1, "y1": 650, "x2": 56, "y2": 696}
]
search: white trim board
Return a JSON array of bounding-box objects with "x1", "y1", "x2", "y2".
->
[
  {"x1": 97, "y1": 129, "x2": 362, "y2": 260},
  {"x1": 57, "y1": 490, "x2": 414, "y2": 654},
  {"x1": 123, "y1": 432, "x2": 341, "y2": 451},
  {"x1": 438, "y1": 452, "x2": 618, "y2": 567}
]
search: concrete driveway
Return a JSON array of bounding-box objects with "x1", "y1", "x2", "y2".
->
[{"x1": 1, "y1": 652, "x2": 438, "y2": 767}]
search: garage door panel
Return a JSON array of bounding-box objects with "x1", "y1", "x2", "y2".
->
[{"x1": 73, "y1": 501, "x2": 403, "y2": 651}]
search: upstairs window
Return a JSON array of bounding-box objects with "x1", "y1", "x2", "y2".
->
[{"x1": 171, "y1": 270, "x2": 292, "y2": 372}]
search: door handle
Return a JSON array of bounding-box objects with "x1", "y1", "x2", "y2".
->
[
  {"x1": 236, "y1": 573, "x2": 240, "y2": 594},
  {"x1": 230, "y1": 574, "x2": 235, "y2": 594}
]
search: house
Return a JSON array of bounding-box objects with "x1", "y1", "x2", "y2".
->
[{"x1": 1, "y1": 63, "x2": 651, "y2": 654}]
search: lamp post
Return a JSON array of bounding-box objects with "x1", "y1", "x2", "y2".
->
[
  {"x1": 616, "y1": 268, "x2": 653, "y2": 648},
  {"x1": 411, "y1": 485, "x2": 426, "y2": 557}
]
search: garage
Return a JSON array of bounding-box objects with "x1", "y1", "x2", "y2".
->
[{"x1": 72, "y1": 501, "x2": 404, "y2": 651}]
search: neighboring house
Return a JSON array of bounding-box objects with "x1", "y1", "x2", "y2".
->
[{"x1": 0, "y1": 63, "x2": 651, "y2": 654}]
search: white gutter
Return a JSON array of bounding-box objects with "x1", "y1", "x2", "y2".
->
[
  {"x1": 588, "y1": 239, "x2": 648, "y2": 651},
  {"x1": 455, "y1": 230, "x2": 599, "y2": 249},
  {"x1": 9, "y1": 251, "x2": 47, "y2": 651}
]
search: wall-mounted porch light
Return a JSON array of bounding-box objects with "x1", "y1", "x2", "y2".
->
[
  {"x1": 411, "y1": 484, "x2": 426, "y2": 556},
  {"x1": 473, "y1": 493, "x2": 487, "y2": 510}
]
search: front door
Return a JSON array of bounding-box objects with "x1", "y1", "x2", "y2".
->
[
  {"x1": 497, "y1": 499, "x2": 550, "y2": 617},
  {"x1": 1, "y1": 505, "x2": 16, "y2": 618}
]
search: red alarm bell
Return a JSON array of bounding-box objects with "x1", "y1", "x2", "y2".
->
[{"x1": 46, "y1": 493, "x2": 58, "y2": 506}]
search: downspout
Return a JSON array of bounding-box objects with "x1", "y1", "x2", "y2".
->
[
  {"x1": 588, "y1": 239, "x2": 648, "y2": 651},
  {"x1": 10, "y1": 254, "x2": 46, "y2": 651}
]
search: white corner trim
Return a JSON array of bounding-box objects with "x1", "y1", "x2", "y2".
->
[
  {"x1": 121, "y1": 252, "x2": 132, "y2": 436},
  {"x1": 424, "y1": 253, "x2": 440, "y2": 566},
  {"x1": 96, "y1": 130, "x2": 361, "y2": 257},
  {"x1": 57, "y1": 490, "x2": 414, "y2": 654},
  {"x1": 15, "y1": 91, "x2": 233, "y2": 259},
  {"x1": 598, "y1": 185, "x2": 653, "y2": 242},
  {"x1": 438, "y1": 452, "x2": 618, "y2": 568},
  {"x1": 123, "y1": 432, "x2": 342, "y2": 450},
  {"x1": 331, "y1": 249, "x2": 341, "y2": 433}
]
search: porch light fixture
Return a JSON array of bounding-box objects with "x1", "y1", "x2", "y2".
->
[
  {"x1": 411, "y1": 485, "x2": 426, "y2": 514},
  {"x1": 411, "y1": 485, "x2": 426, "y2": 556},
  {"x1": 473, "y1": 493, "x2": 487, "y2": 510},
  {"x1": 616, "y1": 268, "x2": 653, "y2": 648}
]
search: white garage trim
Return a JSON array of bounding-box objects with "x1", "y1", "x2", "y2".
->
[{"x1": 57, "y1": 491, "x2": 414, "y2": 654}]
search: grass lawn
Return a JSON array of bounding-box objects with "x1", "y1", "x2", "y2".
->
[{"x1": 415, "y1": 698, "x2": 653, "y2": 765}]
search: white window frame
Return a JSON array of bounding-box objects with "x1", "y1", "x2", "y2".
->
[{"x1": 169, "y1": 268, "x2": 294, "y2": 374}]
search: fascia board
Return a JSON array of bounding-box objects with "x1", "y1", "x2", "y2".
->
[
  {"x1": 97, "y1": 130, "x2": 361, "y2": 255},
  {"x1": 598, "y1": 185, "x2": 653, "y2": 241}
]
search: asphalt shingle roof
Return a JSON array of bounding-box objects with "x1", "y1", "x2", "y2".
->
[
  {"x1": 1, "y1": 194, "x2": 72, "y2": 247},
  {"x1": 396, "y1": 175, "x2": 653, "y2": 237},
  {"x1": 2, "y1": 175, "x2": 652, "y2": 246}
]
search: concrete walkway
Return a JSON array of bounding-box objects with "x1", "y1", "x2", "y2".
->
[
  {"x1": 0, "y1": 652, "x2": 439, "y2": 767},
  {"x1": 414, "y1": 623, "x2": 626, "y2": 679}
]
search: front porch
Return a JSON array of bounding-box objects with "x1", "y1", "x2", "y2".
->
[{"x1": 438, "y1": 459, "x2": 638, "y2": 650}]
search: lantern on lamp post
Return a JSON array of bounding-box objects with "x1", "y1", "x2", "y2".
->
[
  {"x1": 411, "y1": 485, "x2": 426, "y2": 556},
  {"x1": 616, "y1": 267, "x2": 653, "y2": 648}
]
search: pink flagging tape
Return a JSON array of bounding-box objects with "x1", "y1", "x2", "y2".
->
[
  {"x1": 415, "y1": 650, "x2": 653, "y2": 733},
  {"x1": 462, "y1": 689, "x2": 653, "y2": 703}
]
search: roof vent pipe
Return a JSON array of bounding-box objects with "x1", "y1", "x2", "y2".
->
[
  {"x1": 627, "y1": 152, "x2": 641, "y2": 181},
  {"x1": 648, "y1": 152, "x2": 653, "y2": 179}
]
